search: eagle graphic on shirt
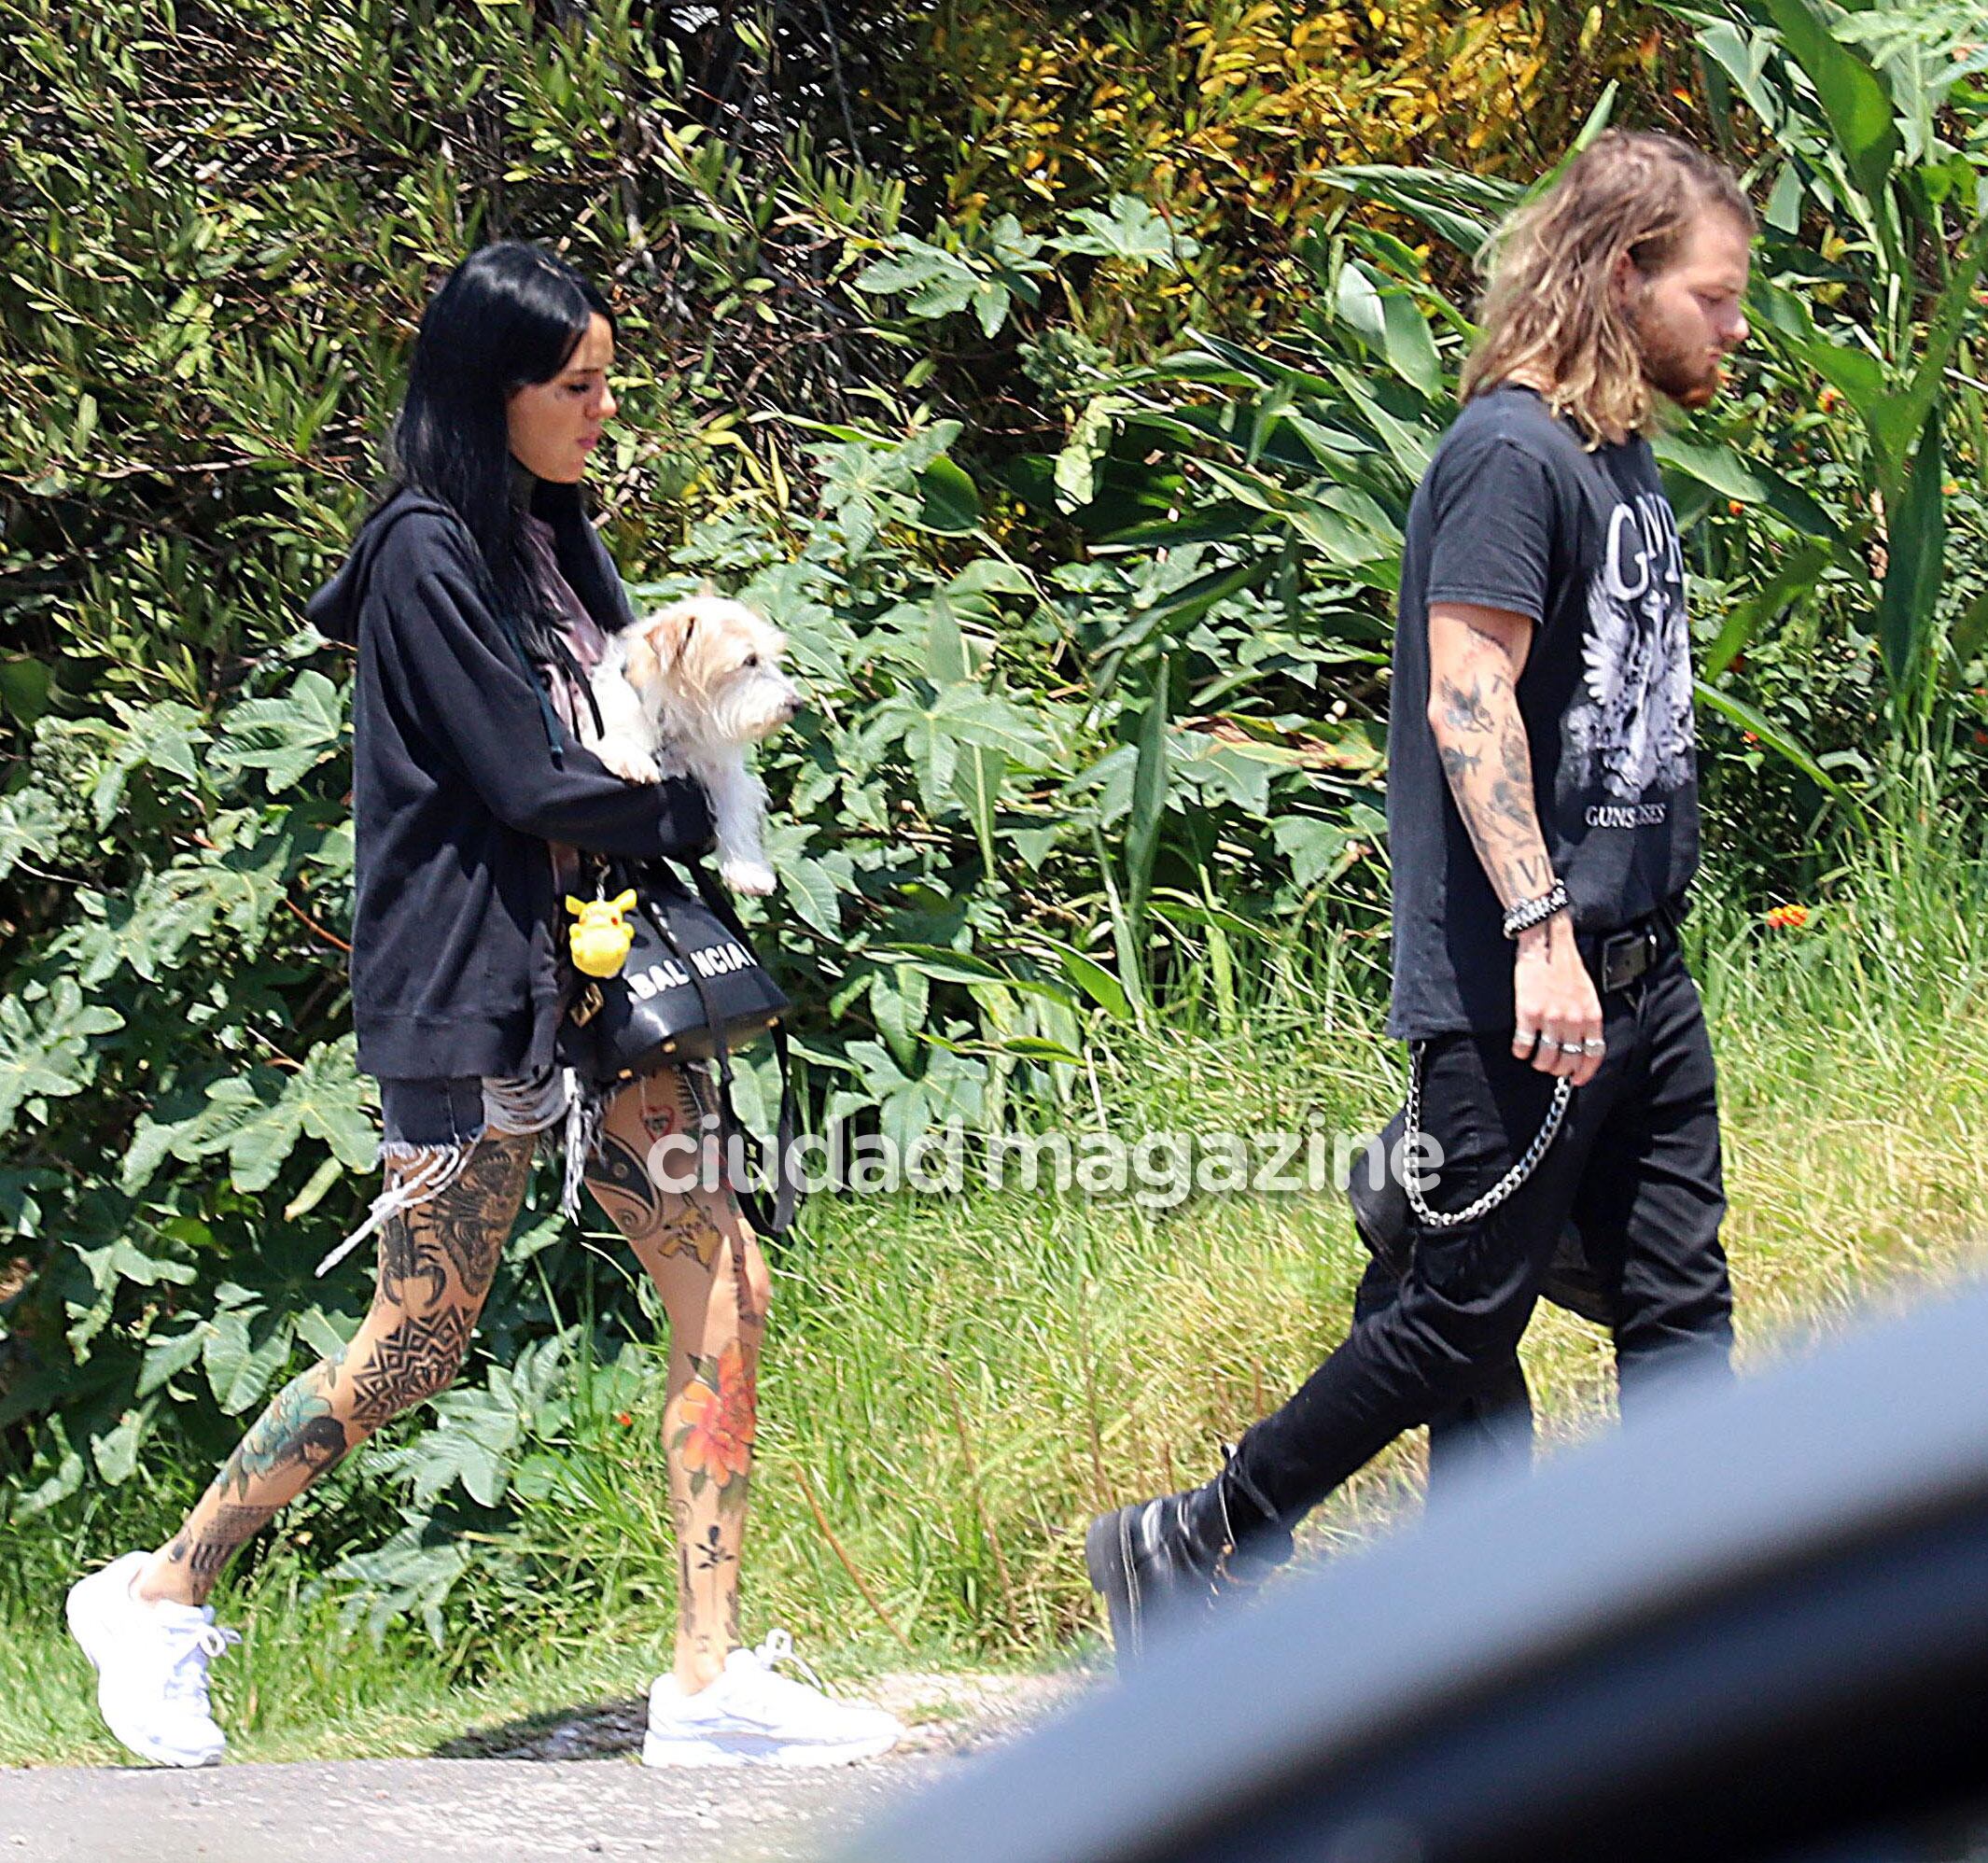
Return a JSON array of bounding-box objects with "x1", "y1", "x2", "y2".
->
[{"x1": 1562, "y1": 491, "x2": 1696, "y2": 801}]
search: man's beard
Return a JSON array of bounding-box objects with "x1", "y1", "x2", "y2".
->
[{"x1": 1630, "y1": 295, "x2": 1723, "y2": 409}]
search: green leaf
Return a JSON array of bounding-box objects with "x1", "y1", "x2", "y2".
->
[
  {"x1": 1055, "y1": 397, "x2": 1118, "y2": 513},
  {"x1": 94, "y1": 700, "x2": 208, "y2": 827},
  {"x1": 0, "y1": 788, "x2": 65, "y2": 884},
  {"x1": 0, "y1": 657, "x2": 53, "y2": 726},
  {"x1": 138, "y1": 1322, "x2": 209, "y2": 1399},
  {"x1": 214, "y1": 670, "x2": 345, "y2": 793},
  {"x1": 1048, "y1": 942, "x2": 1131, "y2": 1021},
  {"x1": 1701, "y1": 539, "x2": 1835, "y2": 679},
  {"x1": 1694, "y1": 680, "x2": 1842, "y2": 793},
  {"x1": 1125, "y1": 656, "x2": 1171, "y2": 935},
  {"x1": 1322, "y1": 165, "x2": 1516, "y2": 259},
  {"x1": 1757, "y1": 0, "x2": 1900, "y2": 209},
  {"x1": 781, "y1": 855, "x2": 845, "y2": 936},
  {"x1": 0, "y1": 978, "x2": 124, "y2": 1132},
  {"x1": 283, "y1": 1036, "x2": 379, "y2": 1174},
  {"x1": 1652, "y1": 435, "x2": 1839, "y2": 539},
  {"x1": 1051, "y1": 193, "x2": 1199, "y2": 267},
  {"x1": 1869, "y1": 217, "x2": 1988, "y2": 498},
  {"x1": 1953, "y1": 585, "x2": 1988, "y2": 666},
  {"x1": 204, "y1": 1306, "x2": 300, "y2": 1414},
  {"x1": 912, "y1": 455, "x2": 982, "y2": 536},
  {"x1": 90, "y1": 1408, "x2": 148, "y2": 1485},
  {"x1": 1876, "y1": 406, "x2": 1945, "y2": 694}
]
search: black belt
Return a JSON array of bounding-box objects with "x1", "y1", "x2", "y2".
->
[{"x1": 1584, "y1": 911, "x2": 1677, "y2": 994}]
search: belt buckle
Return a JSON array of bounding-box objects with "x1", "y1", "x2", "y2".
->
[{"x1": 1600, "y1": 926, "x2": 1655, "y2": 993}]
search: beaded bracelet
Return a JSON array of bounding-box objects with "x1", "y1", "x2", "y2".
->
[{"x1": 1502, "y1": 878, "x2": 1570, "y2": 941}]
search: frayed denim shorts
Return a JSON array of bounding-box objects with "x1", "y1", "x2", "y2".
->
[
  {"x1": 314, "y1": 1066, "x2": 570, "y2": 1280},
  {"x1": 315, "y1": 1062, "x2": 712, "y2": 1282},
  {"x1": 376, "y1": 1065, "x2": 569, "y2": 1156}
]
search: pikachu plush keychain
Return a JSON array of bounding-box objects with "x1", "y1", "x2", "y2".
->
[{"x1": 567, "y1": 888, "x2": 637, "y2": 978}]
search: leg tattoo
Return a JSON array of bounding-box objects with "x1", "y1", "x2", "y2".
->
[
  {"x1": 347, "y1": 1304, "x2": 475, "y2": 1426},
  {"x1": 588, "y1": 1072, "x2": 766, "y2": 1685},
  {"x1": 146, "y1": 1128, "x2": 533, "y2": 1606},
  {"x1": 217, "y1": 1366, "x2": 349, "y2": 1500}
]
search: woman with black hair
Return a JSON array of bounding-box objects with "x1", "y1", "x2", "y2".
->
[{"x1": 65, "y1": 242, "x2": 901, "y2": 1771}]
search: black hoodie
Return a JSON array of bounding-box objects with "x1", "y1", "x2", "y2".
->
[{"x1": 305, "y1": 485, "x2": 711, "y2": 1082}]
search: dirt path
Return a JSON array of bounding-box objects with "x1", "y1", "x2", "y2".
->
[{"x1": 0, "y1": 1674, "x2": 1080, "y2": 1863}]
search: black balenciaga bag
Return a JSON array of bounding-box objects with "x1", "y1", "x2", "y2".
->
[{"x1": 561, "y1": 857, "x2": 799, "y2": 1239}]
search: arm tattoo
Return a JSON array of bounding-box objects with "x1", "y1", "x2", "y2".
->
[{"x1": 1430, "y1": 632, "x2": 1554, "y2": 908}]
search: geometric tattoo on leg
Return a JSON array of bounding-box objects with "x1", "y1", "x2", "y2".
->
[
  {"x1": 347, "y1": 1304, "x2": 475, "y2": 1427},
  {"x1": 165, "y1": 1500, "x2": 277, "y2": 1581}
]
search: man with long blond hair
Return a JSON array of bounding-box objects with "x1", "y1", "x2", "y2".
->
[{"x1": 1087, "y1": 131, "x2": 1753, "y2": 1660}]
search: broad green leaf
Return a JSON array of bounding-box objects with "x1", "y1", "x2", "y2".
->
[
  {"x1": 1055, "y1": 397, "x2": 1118, "y2": 512},
  {"x1": 1758, "y1": 0, "x2": 1900, "y2": 209},
  {"x1": 93, "y1": 700, "x2": 208, "y2": 828},
  {"x1": 912, "y1": 455, "x2": 982, "y2": 535},
  {"x1": 0, "y1": 788, "x2": 65, "y2": 884},
  {"x1": 138, "y1": 1322, "x2": 209, "y2": 1399},
  {"x1": 1694, "y1": 680, "x2": 1841, "y2": 793},
  {"x1": 1953, "y1": 585, "x2": 1988, "y2": 667},
  {"x1": 1870, "y1": 217, "x2": 1988, "y2": 497},
  {"x1": 1322, "y1": 164, "x2": 1515, "y2": 259},
  {"x1": 1050, "y1": 193, "x2": 1199, "y2": 268},
  {"x1": 1701, "y1": 539, "x2": 1835, "y2": 679},
  {"x1": 90, "y1": 1408, "x2": 148, "y2": 1485},
  {"x1": 1653, "y1": 435, "x2": 1839, "y2": 539},
  {"x1": 0, "y1": 657, "x2": 53, "y2": 726},
  {"x1": 1049, "y1": 942, "x2": 1131, "y2": 1021},
  {"x1": 781, "y1": 855, "x2": 845, "y2": 936},
  {"x1": 284, "y1": 1036, "x2": 379, "y2": 1174},
  {"x1": 214, "y1": 670, "x2": 345, "y2": 793},
  {"x1": 0, "y1": 979, "x2": 124, "y2": 1131}
]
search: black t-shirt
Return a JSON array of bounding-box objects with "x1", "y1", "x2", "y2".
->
[{"x1": 1385, "y1": 385, "x2": 1699, "y2": 1040}]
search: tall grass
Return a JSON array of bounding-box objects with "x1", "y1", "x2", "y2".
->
[{"x1": 7, "y1": 791, "x2": 1988, "y2": 1764}]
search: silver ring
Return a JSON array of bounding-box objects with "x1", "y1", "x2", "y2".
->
[
  {"x1": 1515, "y1": 1029, "x2": 1540, "y2": 1049},
  {"x1": 1581, "y1": 1039, "x2": 1606, "y2": 1056}
]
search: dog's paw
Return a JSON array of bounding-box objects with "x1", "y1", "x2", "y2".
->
[
  {"x1": 595, "y1": 739, "x2": 661, "y2": 784},
  {"x1": 721, "y1": 858, "x2": 778, "y2": 897}
]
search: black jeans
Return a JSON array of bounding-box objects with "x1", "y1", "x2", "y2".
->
[{"x1": 1230, "y1": 944, "x2": 1732, "y2": 1529}]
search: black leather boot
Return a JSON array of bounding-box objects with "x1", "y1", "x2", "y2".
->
[{"x1": 1084, "y1": 1450, "x2": 1293, "y2": 1667}]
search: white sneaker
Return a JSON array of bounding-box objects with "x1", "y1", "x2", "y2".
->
[
  {"x1": 641, "y1": 1629, "x2": 903, "y2": 1769},
  {"x1": 65, "y1": 1550, "x2": 239, "y2": 1767}
]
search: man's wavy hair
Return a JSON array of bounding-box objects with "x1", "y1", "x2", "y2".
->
[{"x1": 1461, "y1": 131, "x2": 1754, "y2": 446}]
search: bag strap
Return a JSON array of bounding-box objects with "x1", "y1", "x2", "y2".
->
[{"x1": 634, "y1": 857, "x2": 800, "y2": 1240}]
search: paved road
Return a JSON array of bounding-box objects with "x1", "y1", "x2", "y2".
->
[
  {"x1": 0, "y1": 1674, "x2": 1080, "y2": 1863},
  {"x1": 0, "y1": 1751, "x2": 951, "y2": 1863}
]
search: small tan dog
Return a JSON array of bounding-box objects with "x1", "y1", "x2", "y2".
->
[{"x1": 586, "y1": 587, "x2": 801, "y2": 896}]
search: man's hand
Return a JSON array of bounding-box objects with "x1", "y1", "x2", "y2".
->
[
  {"x1": 1426, "y1": 600, "x2": 1605, "y2": 1083},
  {"x1": 1512, "y1": 912, "x2": 1604, "y2": 1085}
]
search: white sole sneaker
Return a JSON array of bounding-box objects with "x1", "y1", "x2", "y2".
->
[{"x1": 65, "y1": 1554, "x2": 228, "y2": 1769}]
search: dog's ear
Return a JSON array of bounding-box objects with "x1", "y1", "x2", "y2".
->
[{"x1": 622, "y1": 625, "x2": 663, "y2": 694}]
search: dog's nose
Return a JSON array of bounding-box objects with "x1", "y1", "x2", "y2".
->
[{"x1": 781, "y1": 695, "x2": 806, "y2": 721}]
